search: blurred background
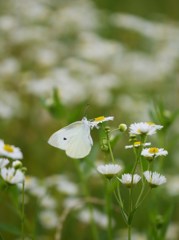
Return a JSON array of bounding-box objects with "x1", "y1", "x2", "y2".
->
[{"x1": 0, "y1": 0, "x2": 179, "y2": 239}]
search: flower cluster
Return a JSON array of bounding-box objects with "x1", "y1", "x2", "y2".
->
[
  {"x1": 96, "y1": 120, "x2": 167, "y2": 238},
  {"x1": 0, "y1": 139, "x2": 25, "y2": 185}
]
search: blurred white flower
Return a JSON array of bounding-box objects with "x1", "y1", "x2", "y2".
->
[
  {"x1": 40, "y1": 195, "x2": 57, "y2": 209},
  {"x1": 78, "y1": 208, "x2": 114, "y2": 229},
  {"x1": 144, "y1": 171, "x2": 166, "y2": 187},
  {"x1": 39, "y1": 210, "x2": 58, "y2": 229},
  {"x1": 1, "y1": 167, "x2": 24, "y2": 184},
  {"x1": 165, "y1": 176, "x2": 179, "y2": 196},
  {"x1": 119, "y1": 174, "x2": 141, "y2": 187},
  {"x1": 56, "y1": 177, "x2": 78, "y2": 195},
  {"x1": 129, "y1": 122, "x2": 163, "y2": 135},
  {"x1": 63, "y1": 197, "x2": 83, "y2": 209},
  {"x1": 166, "y1": 222, "x2": 179, "y2": 240},
  {"x1": 141, "y1": 147, "x2": 168, "y2": 158},
  {"x1": 0, "y1": 158, "x2": 9, "y2": 168},
  {"x1": 97, "y1": 163, "x2": 122, "y2": 179},
  {"x1": 25, "y1": 176, "x2": 47, "y2": 198},
  {"x1": 0, "y1": 140, "x2": 23, "y2": 159}
]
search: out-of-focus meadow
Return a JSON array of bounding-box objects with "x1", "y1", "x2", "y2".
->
[{"x1": 0, "y1": 0, "x2": 179, "y2": 239}]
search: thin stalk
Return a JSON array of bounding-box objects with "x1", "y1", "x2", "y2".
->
[
  {"x1": 114, "y1": 183, "x2": 128, "y2": 225},
  {"x1": 21, "y1": 181, "x2": 25, "y2": 240},
  {"x1": 74, "y1": 159, "x2": 99, "y2": 240},
  {"x1": 135, "y1": 187, "x2": 151, "y2": 208},
  {"x1": 106, "y1": 131, "x2": 115, "y2": 163},
  {"x1": 128, "y1": 224, "x2": 131, "y2": 240},
  {"x1": 106, "y1": 181, "x2": 112, "y2": 240}
]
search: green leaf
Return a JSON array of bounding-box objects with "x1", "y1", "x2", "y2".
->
[{"x1": 0, "y1": 223, "x2": 20, "y2": 236}]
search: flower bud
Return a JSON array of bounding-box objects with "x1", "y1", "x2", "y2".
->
[
  {"x1": 12, "y1": 160, "x2": 22, "y2": 169},
  {"x1": 118, "y1": 124, "x2": 127, "y2": 132},
  {"x1": 104, "y1": 126, "x2": 110, "y2": 133},
  {"x1": 100, "y1": 138, "x2": 109, "y2": 152}
]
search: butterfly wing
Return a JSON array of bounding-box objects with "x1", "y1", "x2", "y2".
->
[
  {"x1": 48, "y1": 121, "x2": 93, "y2": 158},
  {"x1": 66, "y1": 125, "x2": 93, "y2": 159}
]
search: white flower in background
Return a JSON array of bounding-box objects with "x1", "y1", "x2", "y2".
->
[
  {"x1": 165, "y1": 176, "x2": 179, "y2": 196},
  {"x1": 63, "y1": 197, "x2": 84, "y2": 209},
  {"x1": 141, "y1": 147, "x2": 168, "y2": 159},
  {"x1": 119, "y1": 174, "x2": 141, "y2": 187},
  {"x1": 78, "y1": 208, "x2": 114, "y2": 229},
  {"x1": 24, "y1": 176, "x2": 46, "y2": 198},
  {"x1": 125, "y1": 141, "x2": 151, "y2": 149},
  {"x1": 129, "y1": 122, "x2": 163, "y2": 135},
  {"x1": 56, "y1": 178, "x2": 78, "y2": 195},
  {"x1": 90, "y1": 116, "x2": 114, "y2": 129},
  {"x1": 40, "y1": 195, "x2": 57, "y2": 209},
  {"x1": 39, "y1": 210, "x2": 58, "y2": 229},
  {"x1": 0, "y1": 140, "x2": 23, "y2": 159},
  {"x1": 144, "y1": 171, "x2": 166, "y2": 187},
  {"x1": 97, "y1": 163, "x2": 122, "y2": 179},
  {"x1": 1, "y1": 167, "x2": 24, "y2": 184},
  {"x1": 0, "y1": 158, "x2": 9, "y2": 168}
]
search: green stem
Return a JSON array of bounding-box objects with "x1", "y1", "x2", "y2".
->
[
  {"x1": 106, "y1": 181, "x2": 112, "y2": 240},
  {"x1": 128, "y1": 224, "x2": 131, "y2": 240},
  {"x1": 114, "y1": 182, "x2": 128, "y2": 225},
  {"x1": 74, "y1": 159, "x2": 99, "y2": 240},
  {"x1": 21, "y1": 181, "x2": 25, "y2": 240},
  {"x1": 135, "y1": 187, "x2": 151, "y2": 208},
  {"x1": 106, "y1": 131, "x2": 115, "y2": 163}
]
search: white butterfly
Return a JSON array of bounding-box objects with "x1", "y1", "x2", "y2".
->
[{"x1": 48, "y1": 116, "x2": 114, "y2": 159}]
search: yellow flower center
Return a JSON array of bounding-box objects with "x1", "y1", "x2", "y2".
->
[
  {"x1": 3, "y1": 144, "x2": 14, "y2": 153},
  {"x1": 94, "y1": 116, "x2": 105, "y2": 122},
  {"x1": 134, "y1": 141, "x2": 141, "y2": 146},
  {"x1": 148, "y1": 147, "x2": 159, "y2": 154}
]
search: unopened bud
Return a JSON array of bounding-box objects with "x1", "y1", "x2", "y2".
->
[
  {"x1": 104, "y1": 126, "x2": 110, "y2": 133},
  {"x1": 100, "y1": 139, "x2": 109, "y2": 152},
  {"x1": 129, "y1": 134, "x2": 137, "y2": 142},
  {"x1": 12, "y1": 160, "x2": 22, "y2": 169},
  {"x1": 118, "y1": 124, "x2": 127, "y2": 132}
]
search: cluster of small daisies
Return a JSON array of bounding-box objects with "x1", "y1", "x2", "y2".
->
[
  {"x1": 0, "y1": 139, "x2": 25, "y2": 185},
  {"x1": 97, "y1": 122, "x2": 167, "y2": 188}
]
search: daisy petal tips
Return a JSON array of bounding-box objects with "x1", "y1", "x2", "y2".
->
[
  {"x1": 119, "y1": 174, "x2": 141, "y2": 188},
  {"x1": 141, "y1": 147, "x2": 168, "y2": 159},
  {"x1": 90, "y1": 116, "x2": 114, "y2": 129},
  {"x1": 0, "y1": 139, "x2": 23, "y2": 160},
  {"x1": 129, "y1": 122, "x2": 163, "y2": 136},
  {"x1": 97, "y1": 163, "x2": 122, "y2": 179},
  {"x1": 143, "y1": 171, "x2": 166, "y2": 188}
]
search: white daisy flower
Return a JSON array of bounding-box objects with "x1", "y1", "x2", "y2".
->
[
  {"x1": 0, "y1": 140, "x2": 23, "y2": 159},
  {"x1": 1, "y1": 167, "x2": 24, "y2": 184},
  {"x1": 97, "y1": 163, "x2": 122, "y2": 179},
  {"x1": 90, "y1": 116, "x2": 114, "y2": 128},
  {"x1": 0, "y1": 158, "x2": 9, "y2": 168},
  {"x1": 129, "y1": 122, "x2": 163, "y2": 136},
  {"x1": 143, "y1": 171, "x2": 166, "y2": 187},
  {"x1": 119, "y1": 174, "x2": 141, "y2": 187},
  {"x1": 141, "y1": 147, "x2": 168, "y2": 159},
  {"x1": 125, "y1": 141, "x2": 151, "y2": 149}
]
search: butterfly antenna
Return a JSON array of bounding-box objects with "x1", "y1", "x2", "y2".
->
[{"x1": 83, "y1": 104, "x2": 90, "y2": 118}]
